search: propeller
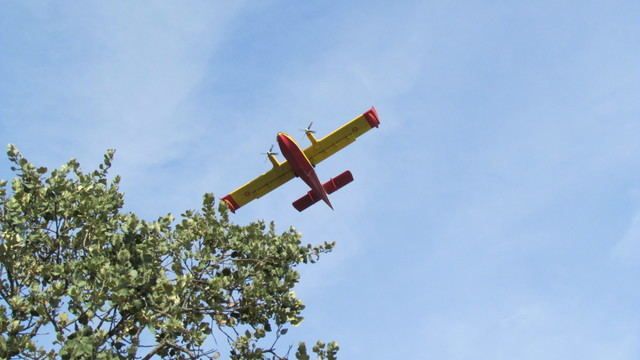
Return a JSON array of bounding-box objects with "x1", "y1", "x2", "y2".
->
[
  {"x1": 300, "y1": 121, "x2": 315, "y2": 134},
  {"x1": 261, "y1": 145, "x2": 279, "y2": 157}
]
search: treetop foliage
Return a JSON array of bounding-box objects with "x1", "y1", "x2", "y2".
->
[{"x1": 0, "y1": 144, "x2": 339, "y2": 359}]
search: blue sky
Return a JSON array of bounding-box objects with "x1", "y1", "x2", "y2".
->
[{"x1": 2, "y1": 1, "x2": 640, "y2": 358}]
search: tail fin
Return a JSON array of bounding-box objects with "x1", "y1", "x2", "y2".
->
[{"x1": 292, "y1": 171, "x2": 354, "y2": 212}]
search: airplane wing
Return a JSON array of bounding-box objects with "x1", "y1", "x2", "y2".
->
[
  {"x1": 222, "y1": 161, "x2": 295, "y2": 212},
  {"x1": 303, "y1": 107, "x2": 380, "y2": 166}
]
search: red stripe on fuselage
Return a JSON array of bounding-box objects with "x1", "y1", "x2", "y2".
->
[{"x1": 277, "y1": 133, "x2": 333, "y2": 209}]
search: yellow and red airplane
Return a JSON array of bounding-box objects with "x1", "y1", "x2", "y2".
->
[{"x1": 222, "y1": 107, "x2": 380, "y2": 212}]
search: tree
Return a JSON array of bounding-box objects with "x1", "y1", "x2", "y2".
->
[{"x1": 0, "y1": 145, "x2": 339, "y2": 359}]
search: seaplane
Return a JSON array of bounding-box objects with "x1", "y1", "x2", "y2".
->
[{"x1": 222, "y1": 107, "x2": 380, "y2": 212}]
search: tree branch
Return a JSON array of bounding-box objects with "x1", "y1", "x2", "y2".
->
[{"x1": 140, "y1": 340, "x2": 167, "y2": 360}]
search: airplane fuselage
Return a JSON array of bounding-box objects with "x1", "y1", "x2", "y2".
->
[{"x1": 277, "y1": 132, "x2": 333, "y2": 209}]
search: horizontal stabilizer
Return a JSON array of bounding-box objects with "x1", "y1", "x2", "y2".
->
[{"x1": 292, "y1": 170, "x2": 354, "y2": 211}]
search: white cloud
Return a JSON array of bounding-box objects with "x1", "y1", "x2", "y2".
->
[
  {"x1": 421, "y1": 301, "x2": 639, "y2": 360},
  {"x1": 0, "y1": 2, "x2": 250, "y2": 216},
  {"x1": 612, "y1": 211, "x2": 640, "y2": 263},
  {"x1": 69, "y1": 2, "x2": 246, "y2": 171}
]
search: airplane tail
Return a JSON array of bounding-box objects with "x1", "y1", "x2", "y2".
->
[{"x1": 292, "y1": 171, "x2": 354, "y2": 212}]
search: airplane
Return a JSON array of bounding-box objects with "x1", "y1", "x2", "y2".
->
[{"x1": 222, "y1": 107, "x2": 380, "y2": 212}]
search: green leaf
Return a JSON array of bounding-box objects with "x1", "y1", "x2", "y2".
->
[
  {"x1": 296, "y1": 342, "x2": 310, "y2": 360},
  {"x1": 0, "y1": 147, "x2": 338, "y2": 359}
]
